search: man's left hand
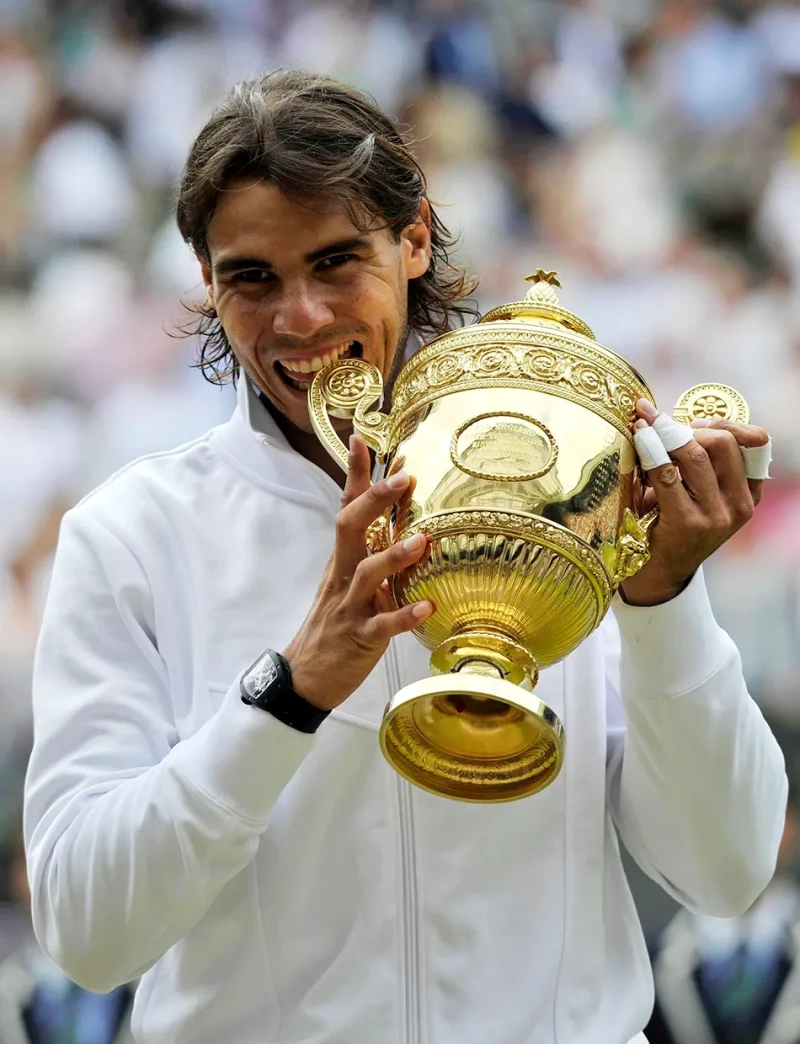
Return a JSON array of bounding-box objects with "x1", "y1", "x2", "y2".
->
[{"x1": 620, "y1": 399, "x2": 770, "y2": 607}]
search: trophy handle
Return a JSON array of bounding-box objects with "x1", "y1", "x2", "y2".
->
[{"x1": 308, "y1": 358, "x2": 391, "y2": 472}]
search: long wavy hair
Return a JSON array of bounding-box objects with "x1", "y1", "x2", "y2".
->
[{"x1": 176, "y1": 69, "x2": 479, "y2": 384}]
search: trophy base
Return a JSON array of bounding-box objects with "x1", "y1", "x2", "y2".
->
[{"x1": 379, "y1": 673, "x2": 564, "y2": 803}]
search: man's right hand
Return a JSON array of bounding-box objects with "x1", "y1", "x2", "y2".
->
[{"x1": 283, "y1": 434, "x2": 433, "y2": 711}]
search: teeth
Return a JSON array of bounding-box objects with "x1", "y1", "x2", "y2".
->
[{"x1": 280, "y1": 342, "x2": 356, "y2": 373}]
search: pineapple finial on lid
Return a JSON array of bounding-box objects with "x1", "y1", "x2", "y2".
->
[{"x1": 524, "y1": 270, "x2": 562, "y2": 307}]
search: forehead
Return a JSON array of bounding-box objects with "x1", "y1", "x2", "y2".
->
[{"x1": 205, "y1": 179, "x2": 372, "y2": 264}]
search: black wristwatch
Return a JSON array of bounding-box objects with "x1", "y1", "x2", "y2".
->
[{"x1": 239, "y1": 649, "x2": 330, "y2": 734}]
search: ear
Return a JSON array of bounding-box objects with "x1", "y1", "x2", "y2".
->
[
  {"x1": 198, "y1": 254, "x2": 215, "y2": 310},
  {"x1": 402, "y1": 198, "x2": 432, "y2": 281}
]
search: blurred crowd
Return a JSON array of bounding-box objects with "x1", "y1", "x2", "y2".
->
[{"x1": 2, "y1": 0, "x2": 800, "y2": 1039}]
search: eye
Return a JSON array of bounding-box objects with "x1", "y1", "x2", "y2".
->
[
  {"x1": 237, "y1": 269, "x2": 274, "y2": 284},
  {"x1": 318, "y1": 253, "x2": 357, "y2": 270}
]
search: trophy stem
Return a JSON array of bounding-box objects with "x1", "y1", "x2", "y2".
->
[
  {"x1": 378, "y1": 628, "x2": 564, "y2": 802},
  {"x1": 430, "y1": 628, "x2": 540, "y2": 690}
]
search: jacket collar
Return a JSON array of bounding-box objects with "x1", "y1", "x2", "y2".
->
[
  {"x1": 237, "y1": 376, "x2": 287, "y2": 447},
  {"x1": 211, "y1": 377, "x2": 342, "y2": 509}
]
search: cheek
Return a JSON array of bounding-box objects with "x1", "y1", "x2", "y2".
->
[
  {"x1": 355, "y1": 271, "x2": 404, "y2": 332},
  {"x1": 216, "y1": 292, "x2": 269, "y2": 350}
]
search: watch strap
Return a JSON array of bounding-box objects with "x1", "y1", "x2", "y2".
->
[{"x1": 240, "y1": 650, "x2": 330, "y2": 734}]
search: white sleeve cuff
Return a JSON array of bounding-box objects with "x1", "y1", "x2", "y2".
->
[
  {"x1": 171, "y1": 677, "x2": 316, "y2": 826},
  {"x1": 611, "y1": 568, "x2": 735, "y2": 699}
]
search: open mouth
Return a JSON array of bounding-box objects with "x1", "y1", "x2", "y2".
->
[{"x1": 275, "y1": 341, "x2": 363, "y2": 391}]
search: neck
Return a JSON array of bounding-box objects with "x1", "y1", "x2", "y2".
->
[{"x1": 265, "y1": 397, "x2": 350, "y2": 488}]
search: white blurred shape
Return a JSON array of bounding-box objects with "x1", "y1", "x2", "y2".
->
[
  {"x1": 30, "y1": 120, "x2": 135, "y2": 243},
  {"x1": 753, "y1": 2, "x2": 800, "y2": 75},
  {"x1": 125, "y1": 30, "x2": 268, "y2": 189},
  {"x1": 146, "y1": 219, "x2": 205, "y2": 299},
  {"x1": 571, "y1": 130, "x2": 681, "y2": 271},
  {"x1": 27, "y1": 248, "x2": 134, "y2": 366},
  {"x1": 428, "y1": 160, "x2": 514, "y2": 269},
  {"x1": 757, "y1": 153, "x2": 800, "y2": 283},
  {"x1": 84, "y1": 369, "x2": 234, "y2": 489},
  {"x1": 280, "y1": 3, "x2": 419, "y2": 112},
  {"x1": 530, "y1": 60, "x2": 615, "y2": 139},
  {"x1": 656, "y1": 14, "x2": 771, "y2": 131},
  {"x1": 555, "y1": 2, "x2": 623, "y2": 83}
]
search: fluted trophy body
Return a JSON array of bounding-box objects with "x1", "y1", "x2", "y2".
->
[{"x1": 308, "y1": 271, "x2": 748, "y2": 802}]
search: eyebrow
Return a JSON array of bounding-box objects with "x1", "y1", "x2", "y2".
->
[{"x1": 213, "y1": 235, "x2": 374, "y2": 277}]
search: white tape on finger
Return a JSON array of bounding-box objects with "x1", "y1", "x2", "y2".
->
[
  {"x1": 633, "y1": 426, "x2": 671, "y2": 470},
  {"x1": 652, "y1": 413, "x2": 695, "y2": 452},
  {"x1": 741, "y1": 439, "x2": 772, "y2": 480}
]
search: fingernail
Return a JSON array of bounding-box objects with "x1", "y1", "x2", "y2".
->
[
  {"x1": 387, "y1": 470, "x2": 409, "y2": 490},
  {"x1": 412, "y1": 600, "x2": 433, "y2": 618},
  {"x1": 403, "y1": 533, "x2": 424, "y2": 552},
  {"x1": 348, "y1": 434, "x2": 356, "y2": 454},
  {"x1": 637, "y1": 398, "x2": 658, "y2": 422},
  {"x1": 634, "y1": 418, "x2": 648, "y2": 431},
  {"x1": 691, "y1": 418, "x2": 714, "y2": 428}
]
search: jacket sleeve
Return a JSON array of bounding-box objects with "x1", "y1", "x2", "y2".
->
[
  {"x1": 24, "y1": 508, "x2": 315, "y2": 993},
  {"x1": 604, "y1": 568, "x2": 788, "y2": 918}
]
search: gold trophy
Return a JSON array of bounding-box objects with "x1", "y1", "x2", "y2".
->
[{"x1": 309, "y1": 271, "x2": 748, "y2": 803}]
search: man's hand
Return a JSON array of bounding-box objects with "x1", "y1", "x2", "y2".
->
[
  {"x1": 284, "y1": 434, "x2": 432, "y2": 710},
  {"x1": 620, "y1": 399, "x2": 769, "y2": 607}
]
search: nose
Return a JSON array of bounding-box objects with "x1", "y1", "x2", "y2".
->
[{"x1": 272, "y1": 280, "x2": 335, "y2": 339}]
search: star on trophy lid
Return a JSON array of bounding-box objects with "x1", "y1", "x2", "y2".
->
[{"x1": 478, "y1": 267, "x2": 595, "y2": 340}]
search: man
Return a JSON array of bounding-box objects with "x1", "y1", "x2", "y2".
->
[{"x1": 24, "y1": 70, "x2": 786, "y2": 1044}]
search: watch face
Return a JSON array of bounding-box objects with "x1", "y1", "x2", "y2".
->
[{"x1": 242, "y1": 652, "x2": 278, "y2": 700}]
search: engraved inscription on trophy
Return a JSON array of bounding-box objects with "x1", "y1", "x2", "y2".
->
[{"x1": 449, "y1": 412, "x2": 558, "y2": 483}]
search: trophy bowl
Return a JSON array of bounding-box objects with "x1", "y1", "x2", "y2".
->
[{"x1": 309, "y1": 270, "x2": 748, "y2": 803}]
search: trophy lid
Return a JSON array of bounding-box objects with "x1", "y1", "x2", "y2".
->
[{"x1": 479, "y1": 270, "x2": 596, "y2": 341}]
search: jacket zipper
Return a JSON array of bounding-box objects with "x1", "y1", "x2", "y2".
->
[{"x1": 386, "y1": 640, "x2": 422, "y2": 1044}]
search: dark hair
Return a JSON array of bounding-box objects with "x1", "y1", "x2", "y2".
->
[{"x1": 176, "y1": 69, "x2": 479, "y2": 384}]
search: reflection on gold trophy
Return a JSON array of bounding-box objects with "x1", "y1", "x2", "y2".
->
[{"x1": 309, "y1": 270, "x2": 749, "y2": 803}]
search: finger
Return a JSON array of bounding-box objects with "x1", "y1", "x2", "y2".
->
[
  {"x1": 636, "y1": 398, "x2": 659, "y2": 425},
  {"x1": 691, "y1": 418, "x2": 771, "y2": 503},
  {"x1": 349, "y1": 532, "x2": 429, "y2": 604},
  {"x1": 690, "y1": 418, "x2": 769, "y2": 448},
  {"x1": 634, "y1": 419, "x2": 693, "y2": 509},
  {"x1": 664, "y1": 430, "x2": 721, "y2": 509},
  {"x1": 636, "y1": 408, "x2": 721, "y2": 509},
  {"x1": 639, "y1": 485, "x2": 658, "y2": 514},
  {"x1": 633, "y1": 420, "x2": 694, "y2": 513},
  {"x1": 361, "y1": 599, "x2": 434, "y2": 644},
  {"x1": 340, "y1": 433, "x2": 371, "y2": 509},
  {"x1": 374, "y1": 579, "x2": 394, "y2": 615},
  {"x1": 692, "y1": 428, "x2": 762, "y2": 512},
  {"x1": 333, "y1": 469, "x2": 410, "y2": 580}
]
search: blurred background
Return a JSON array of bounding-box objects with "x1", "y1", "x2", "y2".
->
[{"x1": 2, "y1": 0, "x2": 800, "y2": 1040}]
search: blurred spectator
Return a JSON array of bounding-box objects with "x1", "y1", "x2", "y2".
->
[
  {"x1": 646, "y1": 722, "x2": 800, "y2": 1044},
  {"x1": 29, "y1": 111, "x2": 136, "y2": 249},
  {"x1": 0, "y1": 830, "x2": 135, "y2": 1043},
  {"x1": 0, "y1": 33, "x2": 50, "y2": 266}
]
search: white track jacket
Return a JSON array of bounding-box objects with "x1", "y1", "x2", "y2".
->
[{"x1": 24, "y1": 380, "x2": 788, "y2": 1044}]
